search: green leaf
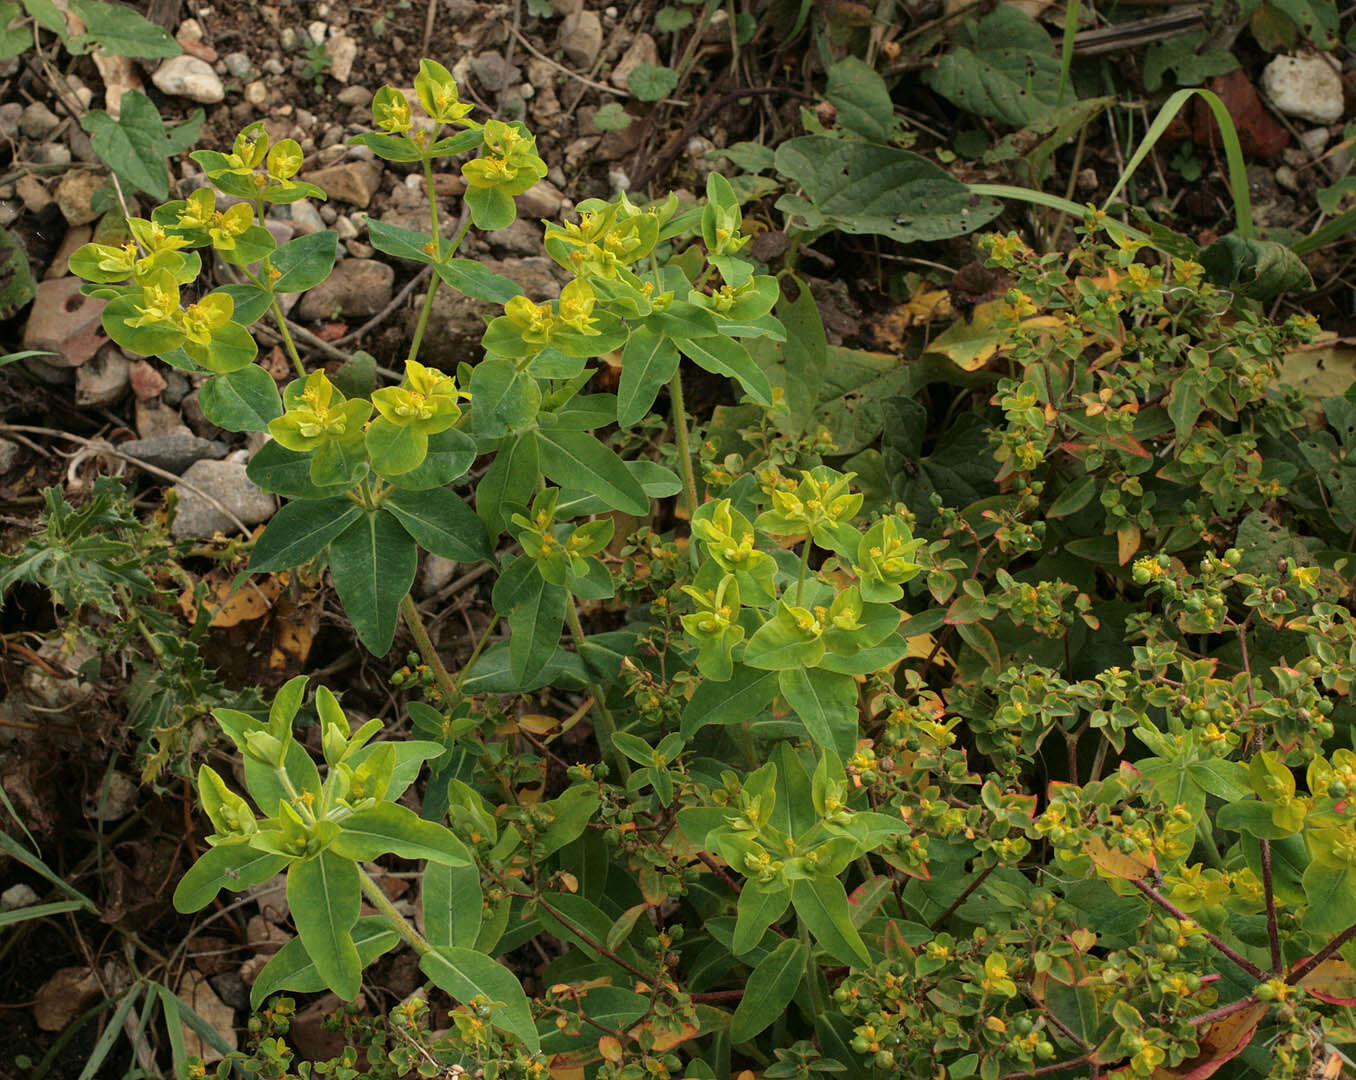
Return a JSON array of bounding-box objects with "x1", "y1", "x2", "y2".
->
[
  {"x1": 419, "y1": 946, "x2": 539, "y2": 1053},
  {"x1": 385, "y1": 487, "x2": 493, "y2": 563},
  {"x1": 682, "y1": 665, "x2": 779, "y2": 738},
  {"x1": 331, "y1": 802, "x2": 472, "y2": 866},
  {"x1": 216, "y1": 283, "x2": 273, "y2": 326},
  {"x1": 199, "y1": 366, "x2": 284, "y2": 432},
  {"x1": 247, "y1": 440, "x2": 352, "y2": 498},
  {"x1": 192, "y1": 321, "x2": 257, "y2": 374},
  {"x1": 271, "y1": 232, "x2": 338, "y2": 293},
  {"x1": 173, "y1": 844, "x2": 288, "y2": 912},
  {"x1": 387, "y1": 426, "x2": 477, "y2": 491},
  {"x1": 495, "y1": 556, "x2": 568, "y2": 685},
  {"x1": 774, "y1": 135, "x2": 1002, "y2": 244},
  {"x1": 789, "y1": 875, "x2": 871, "y2": 967},
  {"x1": 732, "y1": 880, "x2": 790, "y2": 955},
  {"x1": 329, "y1": 510, "x2": 418, "y2": 654},
  {"x1": 826, "y1": 56, "x2": 893, "y2": 142},
  {"x1": 675, "y1": 334, "x2": 773, "y2": 407},
  {"x1": 423, "y1": 863, "x2": 484, "y2": 952},
  {"x1": 70, "y1": 0, "x2": 181, "y2": 57},
  {"x1": 0, "y1": 898, "x2": 88, "y2": 928},
  {"x1": 628, "y1": 62, "x2": 679, "y2": 102},
  {"x1": 592, "y1": 102, "x2": 633, "y2": 131},
  {"x1": 1200, "y1": 232, "x2": 1313, "y2": 301},
  {"x1": 366, "y1": 416, "x2": 428, "y2": 477},
  {"x1": 81, "y1": 90, "x2": 180, "y2": 200},
  {"x1": 477, "y1": 430, "x2": 539, "y2": 538},
  {"x1": 434, "y1": 259, "x2": 524, "y2": 304},
  {"x1": 536, "y1": 429, "x2": 649, "y2": 514},
  {"x1": 367, "y1": 219, "x2": 437, "y2": 263},
  {"x1": 1046, "y1": 473, "x2": 1097, "y2": 518},
  {"x1": 472, "y1": 354, "x2": 541, "y2": 437},
  {"x1": 921, "y1": 5, "x2": 1063, "y2": 125},
  {"x1": 248, "y1": 498, "x2": 362, "y2": 574},
  {"x1": 250, "y1": 917, "x2": 399, "y2": 1009},
  {"x1": 286, "y1": 852, "x2": 362, "y2": 1001},
  {"x1": 23, "y1": 0, "x2": 66, "y2": 35},
  {"x1": 730, "y1": 938, "x2": 808, "y2": 1042},
  {"x1": 618, "y1": 326, "x2": 680, "y2": 427},
  {"x1": 778, "y1": 667, "x2": 858, "y2": 759},
  {"x1": 466, "y1": 184, "x2": 516, "y2": 230}
]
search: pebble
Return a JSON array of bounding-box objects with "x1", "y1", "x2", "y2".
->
[
  {"x1": 75, "y1": 344, "x2": 129, "y2": 406},
  {"x1": 0, "y1": 438, "x2": 18, "y2": 474},
  {"x1": 290, "y1": 200, "x2": 326, "y2": 234},
  {"x1": 244, "y1": 80, "x2": 269, "y2": 106},
  {"x1": 120, "y1": 433, "x2": 229, "y2": 474},
  {"x1": 23, "y1": 278, "x2": 105, "y2": 367},
  {"x1": 0, "y1": 883, "x2": 39, "y2": 911},
  {"x1": 1300, "y1": 128, "x2": 1330, "y2": 155},
  {"x1": 558, "y1": 10, "x2": 603, "y2": 69},
  {"x1": 1261, "y1": 54, "x2": 1344, "y2": 125},
  {"x1": 0, "y1": 101, "x2": 21, "y2": 138},
  {"x1": 327, "y1": 34, "x2": 357, "y2": 83},
  {"x1": 223, "y1": 52, "x2": 252, "y2": 78},
  {"x1": 152, "y1": 55, "x2": 226, "y2": 104},
  {"x1": 128, "y1": 358, "x2": 168, "y2": 401},
  {"x1": 418, "y1": 555, "x2": 459, "y2": 597},
  {"x1": 54, "y1": 170, "x2": 105, "y2": 226},
  {"x1": 20, "y1": 101, "x2": 60, "y2": 140},
  {"x1": 471, "y1": 51, "x2": 521, "y2": 92},
  {"x1": 30, "y1": 143, "x2": 71, "y2": 166},
  {"x1": 296, "y1": 257, "x2": 394, "y2": 319},
  {"x1": 307, "y1": 20, "x2": 328, "y2": 45},
  {"x1": 335, "y1": 215, "x2": 359, "y2": 241},
  {"x1": 336, "y1": 84, "x2": 372, "y2": 107},
  {"x1": 262, "y1": 57, "x2": 286, "y2": 76},
  {"x1": 279, "y1": 27, "x2": 297, "y2": 49},
  {"x1": 47, "y1": 226, "x2": 91, "y2": 279},
  {"x1": 136, "y1": 400, "x2": 191, "y2": 439},
  {"x1": 171, "y1": 459, "x2": 276, "y2": 538},
  {"x1": 16, "y1": 175, "x2": 50, "y2": 213},
  {"x1": 611, "y1": 31, "x2": 657, "y2": 90},
  {"x1": 301, "y1": 159, "x2": 383, "y2": 208}
]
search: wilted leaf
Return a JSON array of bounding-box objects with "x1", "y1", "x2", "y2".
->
[
  {"x1": 1085, "y1": 835, "x2": 1156, "y2": 880},
  {"x1": 926, "y1": 299, "x2": 1063, "y2": 371}
]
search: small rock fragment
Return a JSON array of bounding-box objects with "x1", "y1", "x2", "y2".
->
[
  {"x1": 120, "y1": 433, "x2": 229, "y2": 474},
  {"x1": 327, "y1": 34, "x2": 357, "y2": 82},
  {"x1": 611, "y1": 32, "x2": 657, "y2": 90},
  {"x1": 336, "y1": 84, "x2": 372, "y2": 106},
  {"x1": 35, "y1": 968, "x2": 101, "y2": 1032},
  {"x1": 152, "y1": 55, "x2": 226, "y2": 104},
  {"x1": 1, "y1": 883, "x2": 39, "y2": 910},
  {"x1": 54, "y1": 170, "x2": 106, "y2": 226},
  {"x1": 22, "y1": 278, "x2": 106, "y2": 367},
  {"x1": 16, "y1": 175, "x2": 51, "y2": 214},
  {"x1": 1261, "y1": 54, "x2": 1344, "y2": 125},
  {"x1": 75, "y1": 344, "x2": 129, "y2": 406},
  {"x1": 558, "y1": 11, "x2": 603, "y2": 69},
  {"x1": 517, "y1": 179, "x2": 565, "y2": 219},
  {"x1": 19, "y1": 101, "x2": 60, "y2": 140},
  {"x1": 300, "y1": 160, "x2": 383, "y2": 208},
  {"x1": 179, "y1": 970, "x2": 238, "y2": 1062},
  {"x1": 0, "y1": 438, "x2": 19, "y2": 473},
  {"x1": 171, "y1": 459, "x2": 276, "y2": 538},
  {"x1": 128, "y1": 359, "x2": 168, "y2": 401},
  {"x1": 223, "y1": 52, "x2": 252, "y2": 78},
  {"x1": 296, "y1": 258, "x2": 394, "y2": 319},
  {"x1": 0, "y1": 101, "x2": 21, "y2": 138}
]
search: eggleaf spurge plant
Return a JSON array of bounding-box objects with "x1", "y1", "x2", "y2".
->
[{"x1": 70, "y1": 58, "x2": 1356, "y2": 1080}]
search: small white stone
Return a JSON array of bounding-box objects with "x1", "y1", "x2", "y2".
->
[
  {"x1": 1, "y1": 883, "x2": 39, "y2": 910},
  {"x1": 1276, "y1": 164, "x2": 1299, "y2": 192},
  {"x1": 1261, "y1": 54, "x2": 1344, "y2": 125},
  {"x1": 1300, "y1": 127, "x2": 1330, "y2": 155},
  {"x1": 307, "y1": 20, "x2": 328, "y2": 45},
  {"x1": 151, "y1": 55, "x2": 225, "y2": 104},
  {"x1": 608, "y1": 165, "x2": 630, "y2": 192}
]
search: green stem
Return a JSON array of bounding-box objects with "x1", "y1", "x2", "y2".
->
[
  {"x1": 796, "y1": 535, "x2": 812, "y2": 597},
  {"x1": 455, "y1": 614, "x2": 500, "y2": 693},
  {"x1": 669, "y1": 370, "x2": 700, "y2": 566},
  {"x1": 422, "y1": 157, "x2": 442, "y2": 261},
  {"x1": 799, "y1": 918, "x2": 825, "y2": 1018},
  {"x1": 359, "y1": 866, "x2": 431, "y2": 955},
  {"x1": 564, "y1": 599, "x2": 631, "y2": 781},
  {"x1": 270, "y1": 296, "x2": 308, "y2": 379},
  {"x1": 399, "y1": 594, "x2": 460, "y2": 704}
]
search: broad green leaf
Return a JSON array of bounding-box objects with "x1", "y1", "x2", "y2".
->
[
  {"x1": 423, "y1": 863, "x2": 484, "y2": 951},
  {"x1": 494, "y1": 556, "x2": 568, "y2": 685},
  {"x1": 70, "y1": 0, "x2": 181, "y2": 57},
  {"x1": 472, "y1": 354, "x2": 542, "y2": 437},
  {"x1": 466, "y1": 184, "x2": 516, "y2": 231},
  {"x1": 556, "y1": 459, "x2": 681, "y2": 517},
  {"x1": 732, "y1": 880, "x2": 790, "y2": 955},
  {"x1": 730, "y1": 938, "x2": 808, "y2": 1042},
  {"x1": 774, "y1": 135, "x2": 1001, "y2": 244},
  {"x1": 271, "y1": 232, "x2": 338, "y2": 293},
  {"x1": 387, "y1": 426, "x2": 477, "y2": 491},
  {"x1": 365, "y1": 417, "x2": 428, "y2": 477},
  {"x1": 329, "y1": 510, "x2": 418, "y2": 655},
  {"x1": 826, "y1": 56, "x2": 893, "y2": 142},
  {"x1": 434, "y1": 258, "x2": 523, "y2": 304},
  {"x1": 789, "y1": 875, "x2": 870, "y2": 967},
  {"x1": 921, "y1": 6, "x2": 1063, "y2": 125},
  {"x1": 173, "y1": 844, "x2": 288, "y2": 912},
  {"x1": 199, "y1": 366, "x2": 284, "y2": 432},
  {"x1": 384, "y1": 487, "x2": 492, "y2": 563},
  {"x1": 81, "y1": 90, "x2": 180, "y2": 200},
  {"x1": 191, "y1": 321, "x2": 257, "y2": 374},
  {"x1": 250, "y1": 917, "x2": 399, "y2": 1009},
  {"x1": 618, "y1": 326, "x2": 680, "y2": 427},
  {"x1": 477, "y1": 431, "x2": 539, "y2": 538},
  {"x1": 247, "y1": 440, "x2": 352, "y2": 498},
  {"x1": 247, "y1": 497, "x2": 360, "y2": 574},
  {"x1": 676, "y1": 334, "x2": 773, "y2": 407},
  {"x1": 682, "y1": 665, "x2": 780, "y2": 739},
  {"x1": 286, "y1": 851, "x2": 362, "y2": 1001},
  {"x1": 215, "y1": 283, "x2": 273, "y2": 326},
  {"x1": 628, "y1": 62, "x2": 679, "y2": 102},
  {"x1": 331, "y1": 802, "x2": 472, "y2": 866},
  {"x1": 420, "y1": 945, "x2": 539, "y2": 1052},
  {"x1": 778, "y1": 667, "x2": 858, "y2": 760},
  {"x1": 536, "y1": 429, "x2": 648, "y2": 515},
  {"x1": 367, "y1": 219, "x2": 436, "y2": 263}
]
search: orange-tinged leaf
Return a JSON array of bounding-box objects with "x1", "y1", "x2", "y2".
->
[
  {"x1": 598, "y1": 1036, "x2": 623, "y2": 1062},
  {"x1": 518, "y1": 714, "x2": 561, "y2": 735},
  {"x1": 548, "y1": 1055, "x2": 588, "y2": 1080},
  {"x1": 1295, "y1": 956, "x2": 1356, "y2": 1005},
  {"x1": 1117, "y1": 523, "x2": 1141, "y2": 565},
  {"x1": 927, "y1": 299, "x2": 1064, "y2": 372},
  {"x1": 269, "y1": 592, "x2": 318, "y2": 670},
  {"x1": 1150, "y1": 1004, "x2": 1265, "y2": 1080},
  {"x1": 643, "y1": 1019, "x2": 700, "y2": 1052},
  {"x1": 208, "y1": 576, "x2": 283, "y2": 627},
  {"x1": 1085, "y1": 835, "x2": 1155, "y2": 880}
]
